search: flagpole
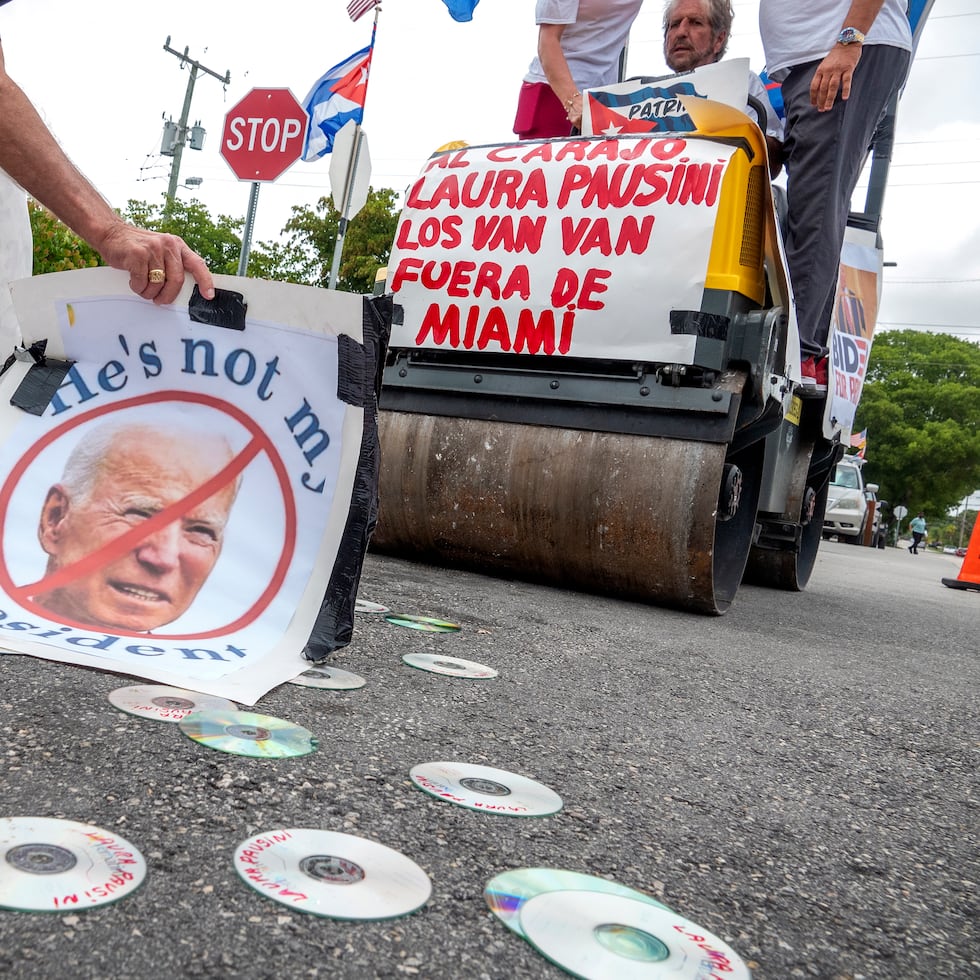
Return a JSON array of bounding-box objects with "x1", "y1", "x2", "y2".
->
[
  {"x1": 328, "y1": 126, "x2": 366, "y2": 290},
  {"x1": 360, "y1": 6, "x2": 380, "y2": 125},
  {"x1": 328, "y1": 4, "x2": 379, "y2": 289}
]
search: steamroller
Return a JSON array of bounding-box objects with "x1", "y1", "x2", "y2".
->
[{"x1": 372, "y1": 92, "x2": 838, "y2": 614}]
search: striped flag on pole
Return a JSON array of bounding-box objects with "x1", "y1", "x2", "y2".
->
[
  {"x1": 303, "y1": 24, "x2": 376, "y2": 160},
  {"x1": 849, "y1": 429, "x2": 868, "y2": 458},
  {"x1": 347, "y1": 0, "x2": 379, "y2": 22}
]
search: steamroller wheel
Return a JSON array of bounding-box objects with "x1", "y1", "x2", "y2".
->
[
  {"x1": 744, "y1": 443, "x2": 828, "y2": 591},
  {"x1": 373, "y1": 412, "x2": 764, "y2": 614}
]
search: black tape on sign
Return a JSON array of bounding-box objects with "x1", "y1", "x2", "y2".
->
[
  {"x1": 336, "y1": 334, "x2": 367, "y2": 407},
  {"x1": 188, "y1": 285, "x2": 247, "y2": 331},
  {"x1": 9, "y1": 341, "x2": 73, "y2": 415},
  {"x1": 303, "y1": 293, "x2": 392, "y2": 662}
]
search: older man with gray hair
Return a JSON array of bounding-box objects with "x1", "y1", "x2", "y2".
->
[{"x1": 662, "y1": 0, "x2": 782, "y2": 174}]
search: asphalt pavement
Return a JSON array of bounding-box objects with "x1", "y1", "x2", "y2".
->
[{"x1": 0, "y1": 540, "x2": 976, "y2": 979}]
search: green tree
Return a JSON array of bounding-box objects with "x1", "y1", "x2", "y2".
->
[
  {"x1": 122, "y1": 198, "x2": 246, "y2": 275},
  {"x1": 281, "y1": 187, "x2": 400, "y2": 292},
  {"x1": 952, "y1": 508, "x2": 978, "y2": 549},
  {"x1": 29, "y1": 200, "x2": 102, "y2": 274},
  {"x1": 122, "y1": 197, "x2": 314, "y2": 284},
  {"x1": 856, "y1": 330, "x2": 980, "y2": 520},
  {"x1": 26, "y1": 193, "x2": 366, "y2": 289}
]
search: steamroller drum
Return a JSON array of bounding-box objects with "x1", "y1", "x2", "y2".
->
[
  {"x1": 744, "y1": 444, "x2": 828, "y2": 591},
  {"x1": 373, "y1": 413, "x2": 764, "y2": 615}
]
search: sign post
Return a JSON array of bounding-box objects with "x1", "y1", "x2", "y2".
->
[
  {"x1": 220, "y1": 88, "x2": 308, "y2": 276},
  {"x1": 326, "y1": 120, "x2": 372, "y2": 290}
]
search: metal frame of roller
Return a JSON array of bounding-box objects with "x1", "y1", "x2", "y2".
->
[{"x1": 373, "y1": 97, "x2": 835, "y2": 614}]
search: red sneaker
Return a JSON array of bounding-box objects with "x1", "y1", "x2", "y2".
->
[{"x1": 799, "y1": 356, "x2": 827, "y2": 395}]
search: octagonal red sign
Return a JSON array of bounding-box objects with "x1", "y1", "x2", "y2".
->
[{"x1": 221, "y1": 88, "x2": 308, "y2": 182}]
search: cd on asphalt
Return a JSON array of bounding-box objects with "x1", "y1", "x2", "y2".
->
[
  {"x1": 519, "y1": 890, "x2": 751, "y2": 980},
  {"x1": 287, "y1": 665, "x2": 367, "y2": 690},
  {"x1": 233, "y1": 828, "x2": 431, "y2": 919},
  {"x1": 402, "y1": 652, "x2": 497, "y2": 678},
  {"x1": 410, "y1": 761, "x2": 563, "y2": 817},
  {"x1": 484, "y1": 867, "x2": 672, "y2": 938},
  {"x1": 384, "y1": 613, "x2": 461, "y2": 632},
  {"x1": 179, "y1": 709, "x2": 317, "y2": 758},
  {"x1": 0, "y1": 817, "x2": 147, "y2": 913},
  {"x1": 108, "y1": 684, "x2": 237, "y2": 722},
  {"x1": 355, "y1": 599, "x2": 389, "y2": 614}
]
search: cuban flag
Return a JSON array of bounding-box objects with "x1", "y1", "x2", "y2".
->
[
  {"x1": 759, "y1": 69, "x2": 784, "y2": 121},
  {"x1": 302, "y1": 39, "x2": 374, "y2": 161},
  {"x1": 586, "y1": 82, "x2": 702, "y2": 137}
]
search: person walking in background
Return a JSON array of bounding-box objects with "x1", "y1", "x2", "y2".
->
[
  {"x1": 514, "y1": 0, "x2": 645, "y2": 140},
  {"x1": 758, "y1": 1, "x2": 911, "y2": 394},
  {"x1": 908, "y1": 512, "x2": 927, "y2": 555}
]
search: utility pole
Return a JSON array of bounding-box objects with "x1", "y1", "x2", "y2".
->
[{"x1": 162, "y1": 37, "x2": 230, "y2": 208}]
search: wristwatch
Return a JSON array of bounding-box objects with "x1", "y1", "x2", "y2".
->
[{"x1": 837, "y1": 27, "x2": 866, "y2": 45}]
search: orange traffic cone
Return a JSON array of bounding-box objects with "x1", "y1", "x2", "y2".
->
[{"x1": 943, "y1": 512, "x2": 980, "y2": 592}]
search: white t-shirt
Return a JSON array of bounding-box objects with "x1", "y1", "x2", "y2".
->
[
  {"x1": 524, "y1": 0, "x2": 645, "y2": 90},
  {"x1": 0, "y1": 169, "x2": 32, "y2": 352},
  {"x1": 760, "y1": 0, "x2": 912, "y2": 81}
]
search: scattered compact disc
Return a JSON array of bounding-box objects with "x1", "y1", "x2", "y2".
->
[
  {"x1": 385, "y1": 613, "x2": 461, "y2": 632},
  {"x1": 108, "y1": 685, "x2": 237, "y2": 722},
  {"x1": 519, "y1": 890, "x2": 751, "y2": 980},
  {"x1": 485, "y1": 868, "x2": 672, "y2": 938},
  {"x1": 233, "y1": 828, "x2": 431, "y2": 920},
  {"x1": 0, "y1": 817, "x2": 147, "y2": 913},
  {"x1": 410, "y1": 761, "x2": 562, "y2": 817},
  {"x1": 402, "y1": 652, "x2": 497, "y2": 679},
  {"x1": 288, "y1": 666, "x2": 367, "y2": 690},
  {"x1": 179, "y1": 709, "x2": 316, "y2": 758},
  {"x1": 355, "y1": 599, "x2": 389, "y2": 614}
]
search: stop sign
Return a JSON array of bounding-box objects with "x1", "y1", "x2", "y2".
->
[{"x1": 221, "y1": 88, "x2": 308, "y2": 182}]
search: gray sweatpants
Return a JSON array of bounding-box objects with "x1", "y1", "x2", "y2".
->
[{"x1": 780, "y1": 44, "x2": 911, "y2": 358}]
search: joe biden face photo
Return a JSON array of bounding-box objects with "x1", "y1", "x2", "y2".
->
[{"x1": 35, "y1": 419, "x2": 240, "y2": 633}]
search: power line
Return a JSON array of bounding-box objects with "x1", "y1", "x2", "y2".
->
[
  {"x1": 894, "y1": 138, "x2": 980, "y2": 146},
  {"x1": 878, "y1": 328, "x2": 980, "y2": 332},
  {"x1": 858, "y1": 179, "x2": 980, "y2": 187},
  {"x1": 885, "y1": 278, "x2": 980, "y2": 285},
  {"x1": 886, "y1": 160, "x2": 980, "y2": 168},
  {"x1": 914, "y1": 52, "x2": 980, "y2": 60}
]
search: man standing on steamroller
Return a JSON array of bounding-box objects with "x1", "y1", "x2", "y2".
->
[{"x1": 758, "y1": 1, "x2": 911, "y2": 394}]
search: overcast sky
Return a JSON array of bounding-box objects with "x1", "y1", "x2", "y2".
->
[{"x1": 2, "y1": 0, "x2": 977, "y2": 344}]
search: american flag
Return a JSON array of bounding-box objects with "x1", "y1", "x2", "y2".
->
[{"x1": 347, "y1": 0, "x2": 379, "y2": 22}]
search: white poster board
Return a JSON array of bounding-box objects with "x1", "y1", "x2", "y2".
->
[
  {"x1": 0, "y1": 269, "x2": 373, "y2": 704},
  {"x1": 582, "y1": 59, "x2": 751, "y2": 137},
  {"x1": 387, "y1": 135, "x2": 735, "y2": 365}
]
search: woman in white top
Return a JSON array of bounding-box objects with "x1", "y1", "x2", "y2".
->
[{"x1": 514, "y1": 0, "x2": 645, "y2": 140}]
